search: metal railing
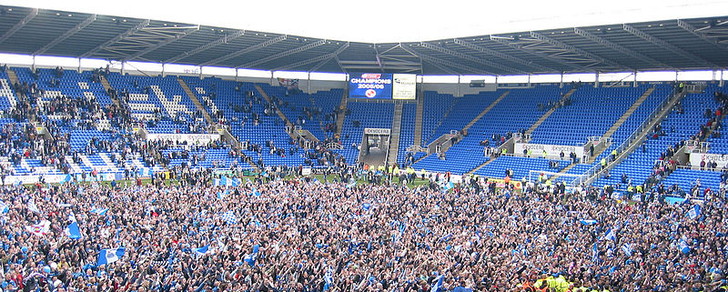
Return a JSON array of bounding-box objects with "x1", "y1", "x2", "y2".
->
[{"x1": 577, "y1": 88, "x2": 683, "y2": 185}]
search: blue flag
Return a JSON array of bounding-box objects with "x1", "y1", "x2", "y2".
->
[
  {"x1": 431, "y1": 275, "x2": 444, "y2": 292},
  {"x1": 90, "y1": 208, "x2": 109, "y2": 216},
  {"x1": 687, "y1": 204, "x2": 701, "y2": 220},
  {"x1": 603, "y1": 228, "x2": 617, "y2": 241},
  {"x1": 592, "y1": 242, "x2": 599, "y2": 262},
  {"x1": 243, "y1": 253, "x2": 256, "y2": 266},
  {"x1": 621, "y1": 243, "x2": 633, "y2": 257},
  {"x1": 64, "y1": 222, "x2": 82, "y2": 239},
  {"x1": 579, "y1": 219, "x2": 598, "y2": 225},
  {"x1": 221, "y1": 211, "x2": 238, "y2": 224},
  {"x1": 193, "y1": 245, "x2": 211, "y2": 256},
  {"x1": 0, "y1": 200, "x2": 9, "y2": 214},
  {"x1": 97, "y1": 247, "x2": 125, "y2": 266},
  {"x1": 323, "y1": 267, "x2": 333, "y2": 291},
  {"x1": 443, "y1": 182, "x2": 454, "y2": 192},
  {"x1": 678, "y1": 237, "x2": 690, "y2": 254},
  {"x1": 60, "y1": 174, "x2": 72, "y2": 183}
]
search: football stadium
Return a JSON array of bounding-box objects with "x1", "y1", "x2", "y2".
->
[{"x1": 0, "y1": 0, "x2": 727, "y2": 291}]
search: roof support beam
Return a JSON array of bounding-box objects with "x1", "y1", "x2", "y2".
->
[
  {"x1": 310, "y1": 42, "x2": 350, "y2": 72},
  {"x1": 273, "y1": 42, "x2": 349, "y2": 71},
  {"x1": 400, "y1": 45, "x2": 482, "y2": 74},
  {"x1": 164, "y1": 30, "x2": 245, "y2": 63},
  {"x1": 0, "y1": 8, "x2": 39, "y2": 44},
  {"x1": 529, "y1": 31, "x2": 624, "y2": 69},
  {"x1": 489, "y1": 35, "x2": 588, "y2": 72},
  {"x1": 124, "y1": 25, "x2": 199, "y2": 60},
  {"x1": 418, "y1": 42, "x2": 517, "y2": 75},
  {"x1": 573, "y1": 27, "x2": 669, "y2": 69},
  {"x1": 239, "y1": 39, "x2": 327, "y2": 68},
  {"x1": 452, "y1": 38, "x2": 556, "y2": 72},
  {"x1": 35, "y1": 14, "x2": 97, "y2": 55},
  {"x1": 81, "y1": 19, "x2": 150, "y2": 58},
  {"x1": 622, "y1": 23, "x2": 716, "y2": 68},
  {"x1": 203, "y1": 34, "x2": 287, "y2": 66},
  {"x1": 677, "y1": 19, "x2": 728, "y2": 51}
]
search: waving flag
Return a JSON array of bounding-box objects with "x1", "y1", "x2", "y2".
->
[
  {"x1": 443, "y1": 182, "x2": 454, "y2": 192},
  {"x1": 431, "y1": 275, "x2": 444, "y2": 292},
  {"x1": 193, "y1": 245, "x2": 211, "y2": 256},
  {"x1": 686, "y1": 204, "x2": 701, "y2": 220},
  {"x1": 221, "y1": 211, "x2": 238, "y2": 225},
  {"x1": 0, "y1": 200, "x2": 9, "y2": 213},
  {"x1": 27, "y1": 200, "x2": 40, "y2": 213},
  {"x1": 678, "y1": 237, "x2": 690, "y2": 254},
  {"x1": 60, "y1": 174, "x2": 73, "y2": 183},
  {"x1": 243, "y1": 253, "x2": 256, "y2": 266},
  {"x1": 323, "y1": 266, "x2": 334, "y2": 291},
  {"x1": 90, "y1": 208, "x2": 109, "y2": 216},
  {"x1": 64, "y1": 221, "x2": 82, "y2": 239},
  {"x1": 602, "y1": 227, "x2": 617, "y2": 241},
  {"x1": 97, "y1": 247, "x2": 125, "y2": 266},
  {"x1": 579, "y1": 219, "x2": 598, "y2": 225},
  {"x1": 621, "y1": 243, "x2": 633, "y2": 257},
  {"x1": 26, "y1": 220, "x2": 51, "y2": 236},
  {"x1": 250, "y1": 188, "x2": 261, "y2": 197}
]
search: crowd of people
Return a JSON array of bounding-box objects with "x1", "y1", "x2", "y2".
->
[{"x1": 0, "y1": 173, "x2": 727, "y2": 291}]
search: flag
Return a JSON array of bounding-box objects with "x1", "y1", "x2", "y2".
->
[
  {"x1": 621, "y1": 243, "x2": 633, "y2": 257},
  {"x1": 687, "y1": 204, "x2": 701, "y2": 220},
  {"x1": 27, "y1": 200, "x2": 40, "y2": 213},
  {"x1": 64, "y1": 222, "x2": 82, "y2": 239},
  {"x1": 90, "y1": 208, "x2": 109, "y2": 216},
  {"x1": 362, "y1": 203, "x2": 371, "y2": 211},
  {"x1": 346, "y1": 181, "x2": 357, "y2": 189},
  {"x1": 26, "y1": 220, "x2": 51, "y2": 236},
  {"x1": 0, "y1": 200, "x2": 9, "y2": 213},
  {"x1": 97, "y1": 247, "x2": 125, "y2": 266},
  {"x1": 603, "y1": 228, "x2": 617, "y2": 241},
  {"x1": 60, "y1": 174, "x2": 72, "y2": 183},
  {"x1": 678, "y1": 237, "x2": 690, "y2": 254},
  {"x1": 138, "y1": 168, "x2": 153, "y2": 177},
  {"x1": 323, "y1": 266, "x2": 334, "y2": 291},
  {"x1": 217, "y1": 189, "x2": 230, "y2": 199},
  {"x1": 193, "y1": 245, "x2": 211, "y2": 256},
  {"x1": 243, "y1": 253, "x2": 256, "y2": 266},
  {"x1": 231, "y1": 178, "x2": 241, "y2": 187},
  {"x1": 431, "y1": 275, "x2": 444, "y2": 292},
  {"x1": 214, "y1": 176, "x2": 241, "y2": 187},
  {"x1": 443, "y1": 181, "x2": 454, "y2": 191},
  {"x1": 221, "y1": 211, "x2": 238, "y2": 224},
  {"x1": 452, "y1": 288, "x2": 473, "y2": 292},
  {"x1": 250, "y1": 188, "x2": 261, "y2": 197},
  {"x1": 592, "y1": 242, "x2": 598, "y2": 262},
  {"x1": 579, "y1": 219, "x2": 598, "y2": 225}
]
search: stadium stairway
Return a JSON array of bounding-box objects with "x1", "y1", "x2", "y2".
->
[
  {"x1": 178, "y1": 78, "x2": 214, "y2": 124},
  {"x1": 588, "y1": 87, "x2": 656, "y2": 162},
  {"x1": 99, "y1": 76, "x2": 121, "y2": 108},
  {"x1": 585, "y1": 88, "x2": 687, "y2": 185},
  {"x1": 549, "y1": 87, "x2": 657, "y2": 180},
  {"x1": 254, "y1": 84, "x2": 293, "y2": 128},
  {"x1": 386, "y1": 102, "x2": 404, "y2": 165},
  {"x1": 525, "y1": 88, "x2": 578, "y2": 135},
  {"x1": 462, "y1": 91, "x2": 510, "y2": 133},
  {"x1": 6, "y1": 68, "x2": 18, "y2": 88},
  {"x1": 335, "y1": 89, "x2": 348, "y2": 138},
  {"x1": 413, "y1": 94, "x2": 424, "y2": 146},
  {"x1": 465, "y1": 154, "x2": 496, "y2": 175}
]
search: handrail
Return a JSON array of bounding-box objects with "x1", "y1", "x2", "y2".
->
[{"x1": 577, "y1": 87, "x2": 682, "y2": 185}]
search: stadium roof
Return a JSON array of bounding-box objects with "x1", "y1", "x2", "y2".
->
[{"x1": 0, "y1": 3, "x2": 726, "y2": 75}]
